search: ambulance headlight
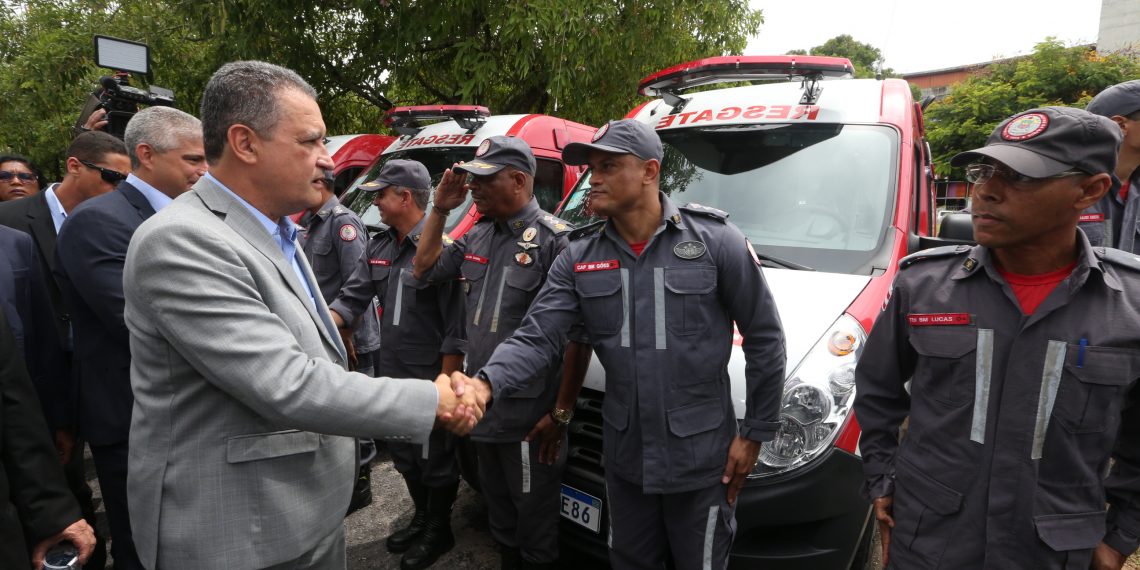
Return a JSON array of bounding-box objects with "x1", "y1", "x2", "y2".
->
[{"x1": 752, "y1": 314, "x2": 866, "y2": 477}]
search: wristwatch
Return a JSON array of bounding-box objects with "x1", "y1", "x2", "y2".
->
[{"x1": 550, "y1": 407, "x2": 574, "y2": 427}]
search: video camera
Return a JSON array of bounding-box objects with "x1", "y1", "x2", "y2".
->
[{"x1": 74, "y1": 36, "x2": 174, "y2": 139}]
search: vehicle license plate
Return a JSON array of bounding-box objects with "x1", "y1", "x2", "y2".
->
[{"x1": 560, "y1": 484, "x2": 602, "y2": 533}]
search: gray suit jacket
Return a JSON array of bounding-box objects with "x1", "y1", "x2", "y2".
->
[{"x1": 123, "y1": 176, "x2": 438, "y2": 569}]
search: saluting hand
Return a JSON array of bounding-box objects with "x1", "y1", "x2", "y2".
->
[
  {"x1": 722, "y1": 435, "x2": 761, "y2": 506},
  {"x1": 873, "y1": 495, "x2": 895, "y2": 569},
  {"x1": 433, "y1": 166, "x2": 469, "y2": 213}
]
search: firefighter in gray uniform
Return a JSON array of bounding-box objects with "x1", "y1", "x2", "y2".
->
[
  {"x1": 298, "y1": 168, "x2": 383, "y2": 514},
  {"x1": 328, "y1": 159, "x2": 466, "y2": 570},
  {"x1": 413, "y1": 136, "x2": 592, "y2": 569},
  {"x1": 459, "y1": 120, "x2": 787, "y2": 570},
  {"x1": 855, "y1": 107, "x2": 1140, "y2": 570},
  {"x1": 1081, "y1": 80, "x2": 1140, "y2": 252}
]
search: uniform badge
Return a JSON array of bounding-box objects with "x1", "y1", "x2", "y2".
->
[
  {"x1": 745, "y1": 238, "x2": 761, "y2": 266},
  {"x1": 1001, "y1": 112, "x2": 1049, "y2": 141},
  {"x1": 674, "y1": 240, "x2": 707, "y2": 260},
  {"x1": 592, "y1": 122, "x2": 610, "y2": 142},
  {"x1": 963, "y1": 258, "x2": 978, "y2": 271},
  {"x1": 522, "y1": 227, "x2": 538, "y2": 242},
  {"x1": 554, "y1": 223, "x2": 567, "y2": 231},
  {"x1": 411, "y1": 234, "x2": 421, "y2": 242},
  {"x1": 511, "y1": 219, "x2": 526, "y2": 230},
  {"x1": 515, "y1": 252, "x2": 535, "y2": 266},
  {"x1": 671, "y1": 214, "x2": 682, "y2": 224},
  {"x1": 517, "y1": 241, "x2": 540, "y2": 250},
  {"x1": 476, "y1": 139, "x2": 491, "y2": 156},
  {"x1": 339, "y1": 224, "x2": 358, "y2": 241}
]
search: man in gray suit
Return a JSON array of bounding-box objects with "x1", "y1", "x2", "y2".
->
[{"x1": 122, "y1": 60, "x2": 481, "y2": 570}]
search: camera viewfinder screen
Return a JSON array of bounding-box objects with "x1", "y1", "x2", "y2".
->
[{"x1": 95, "y1": 36, "x2": 149, "y2": 75}]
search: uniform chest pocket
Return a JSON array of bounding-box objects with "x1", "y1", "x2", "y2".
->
[
  {"x1": 502, "y1": 268, "x2": 543, "y2": 319},
  {"x1": 1078, "y1": 219, "x2": 1110, "y2": 247},
  {"x1": 310, "y1": 239, "x2": 336, "y2": 272},
  {"x1": 462, "y1": 259, "x2": 488, "y2": 300},
  {"x1": 908, "y1": 327, "x2": 978, "y2": 407},
  {"x1": 663, "y1": 265, "x2": 717, "y2": 336},
  {"x1": 1055, "y1": 346, "x2": 1138, "y2": 434},
  {"x1": 574, "y1": 271, "x2": 624, "y2": 336},
  {"x1": 369, "y1": 265, "x2": 391, "y2": 301},
  {"x1": 400, "y1": 269, "x2": 432, "y2": 310}
]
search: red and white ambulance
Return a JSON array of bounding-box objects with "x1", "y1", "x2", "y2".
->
[
  {"x1": 336, "y1": 106, "x2": 596, "y2": 237},
  {"x1": 554, "y1": 55, "x2": 942, "y2": 569},
  {"x1": 324, "y1": 134, "x2": 397, "y2": 195}
]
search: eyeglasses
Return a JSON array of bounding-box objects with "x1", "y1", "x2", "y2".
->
[
  {"x1": 965, "y1": 162, "x2": 1086, "y2": 185},
  {"x1": 79, "y1": 160, "x2": 128, "y2": 184},
  {"x1": 0, "y1": 171, "x2": 36, "y2": 182}
]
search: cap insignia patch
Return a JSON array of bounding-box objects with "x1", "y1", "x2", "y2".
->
[
  {"x1": 1002, "y1": 113, "x2": 1049, "y2": 141},
  {"x1": 476, "y1": 140, "x2": 491, "y2": 156},
  {"x1": 592, "y1": 122, "x2": 610, "y2": 142}
]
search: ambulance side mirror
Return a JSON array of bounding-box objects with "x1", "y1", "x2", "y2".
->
[{"x1": 909, "y1": 213, "x2": 975, "y2": 253}]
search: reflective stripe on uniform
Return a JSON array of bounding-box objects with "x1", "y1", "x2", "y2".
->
[
  {"x1": 605, "y1": 484, "x2": 614, "y2": 549},
  {"x1": 490, "y1": 268, "x2": 509, "y2": 333},
  {"x1": 392, "y1": 269, "x2": 405, "y2": 326},
  {"x1": 1032, "y1": 340, "x2": 1067, "y2": 459},
  {"x1": 654, "y1": 267, "x2": 667, "y2": 350},
  {"x1": 521, "y1": 441, "x2": 532, "y2": 494},
  {"x1": 620, "y1": 268, "x2": 631, "y2": 348},
  {"x1": 421, "y1": 438, "x2": 429, "y2": 459},
  {"x1": 473, "y1": 267, "x2": 489, "y2": 326},
  {"x1": 702, "y1": 505, "x2": 718, "y2": 570},
  {"x1": 970, "y1": 329, "x2": 994, "y2": 444}
]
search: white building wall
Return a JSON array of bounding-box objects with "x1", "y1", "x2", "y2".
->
[{"x1": 1099, "y1": 0, "x2": 1140, "y2": 53}]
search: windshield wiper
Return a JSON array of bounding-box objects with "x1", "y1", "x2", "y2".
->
[{"x1": 755, "y1": 252, "x2": 814, "y2": 271}]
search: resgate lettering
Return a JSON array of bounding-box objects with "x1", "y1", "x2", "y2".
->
[
  {"x1": 394, "y1": 133, "x2": 477, "y2": 150},
  {"x1": 655, "y1": 104, "x2": 820, "y2": 128}
]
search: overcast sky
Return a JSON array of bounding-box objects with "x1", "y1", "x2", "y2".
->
[{"x1": 746, "y1": 0, "x2": 1104, "y2": 74}]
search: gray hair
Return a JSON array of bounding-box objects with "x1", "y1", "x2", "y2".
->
[
  {"x1": 200, "y1": 61, "x2": 318, "y2": 162},
  {"x1": 123, "y1": 107, "x2": 202, "y2": 169},
  {"x1": 406, "y1": 186, "x2": 431, "y2": 210}
]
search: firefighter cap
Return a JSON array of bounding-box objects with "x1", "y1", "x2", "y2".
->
[
  {"x1": 360, "y1": 159, "x2": 431, "y2": 192},
  {"x1": 454, "y1": 136, "x2": 536, "y2": 177},
  {"x1": 563, "y1": 119, "x2": 664, "y2": 166},
  {"x1": 1087, "y1": 80, "x2": 1140, "y2": 119},
  {"x1": 950, "y1": 106, "x2": 1121, "y2": 178}
]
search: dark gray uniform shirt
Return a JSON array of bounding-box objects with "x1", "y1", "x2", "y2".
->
[
  {"x1": 299, "y1": 196, "x2": 381, "y2": 354},
  {"x1": 1079, "y1": 174, "x2": 1140, "y2": 253},
  {"x1": 424, "y1": 197, "x2": 580, "y2": 442},
  {"x1": 854, "y1": 233, "x2": 1140, "y2": 569},
  {"x1": 480, "y1": 194, "x2": 786, "y2": 494},
  {"x1": 331, "y1": 216, "x2": 465, "y2": 379}
]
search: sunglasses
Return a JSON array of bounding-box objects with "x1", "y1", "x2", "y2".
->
[
  {"x1": 0, "y1": 170, "x2": 36, "y2": 182},
  {"x1": 80, "y1": 160, "x2": 128, "y2": 184}
]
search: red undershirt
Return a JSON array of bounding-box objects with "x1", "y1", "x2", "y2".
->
[
  {"x1": 629, "y1": 240, "x2": 649, "y2": 256},
  {"x1": 1121, "y1": 183, "x2": 1131, "y2": 202},
  {"x1": 995, "y1": 261, "x2": 1077, "y2": 315}
]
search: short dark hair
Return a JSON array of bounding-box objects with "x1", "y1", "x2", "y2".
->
[
  {"x1": 200, "y1": 61, "x2": 318, "y2": 162},
  {"x1": 66, "y1": 131, "x2": 127, "y2": 165},
  {"x1": 0, "y1": 154, "x2": 45, "y2": 187}
]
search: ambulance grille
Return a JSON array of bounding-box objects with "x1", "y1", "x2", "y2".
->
[{"x1": 566, "y1": 387, "x2": 606, "y2": 484}]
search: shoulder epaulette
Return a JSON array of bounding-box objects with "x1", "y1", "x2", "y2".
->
[
  {"x1": 1095, "y1": 247, "x2": 1140, "y2": 272},
  {"x1": 536, "y1": 213, "x2": 573, "y2": 234},
  {"x1": 899, "y1": 245, "x2": 972, "y2": 270},
  {"x1": 678, "y1": 202, "x2": 728, "y2": 221},
  {"x1": 569, "y1": 220, "x2": 605, "y2": 241},
  {"x1": 332, "y1": 205, "x2": 349, "y2": 216}
]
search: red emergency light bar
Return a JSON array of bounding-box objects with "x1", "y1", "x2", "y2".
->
[
  {"x1": 385, "y1": 105, "x2": 492, "y2": 136},
  {"x1": 638, "y1": 55, "x2": 855, "y2": 97}
]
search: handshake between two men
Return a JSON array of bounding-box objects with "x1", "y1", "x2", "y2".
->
[{"x1": 432, "y1": 372, "x2": 494, "y2": 435}]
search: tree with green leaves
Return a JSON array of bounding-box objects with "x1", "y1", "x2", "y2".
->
[
  {"x1": 789, "y1": 34, "x2": 892, "y2": 78},
  {"x1": 925, "y1": 39, "x2": 1140, "y2": 177},
  {"x1": 0, "y1": 0, "x2": 765, "y2": 180}
]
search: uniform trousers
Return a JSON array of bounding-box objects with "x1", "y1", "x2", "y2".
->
[
  {"x1": 605, "y1": 471, "x2": 735, "y2": 570},
  {"x1": 475, "y1": 437, "x2": 567, "y2": 563},
  {"x1": 262, "y1": 525, "x2": 346, "y2": 570},
  {"x1": 391, "y1": 428, "x2": 459, "y2": 488},
  {"x1": 89, "y1": 441, "x2": 144, "y2": 570}
]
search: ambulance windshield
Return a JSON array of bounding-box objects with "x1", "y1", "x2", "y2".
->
[
  {"x1": 558, "y1": 123, "x2": 898, "y2": 275},
  {"x1": 339, "y1": 147, "x2": 476, "y2": 233}
]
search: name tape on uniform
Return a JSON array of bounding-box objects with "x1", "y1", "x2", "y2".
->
[
  {"x1": 907, "y1": 313, "x2": 971, "y2": 326},
  {"x1": 1079, "y1": 213, "x2": 1105, "y2": 223},
  {"x1": 464, "y1": 253, "x2": 489, "y2": 264},
  {"x1": 575, "y1": 260, "x2": 620, "y2": 273},
  {"x1": 369, "y1": 259, "x2": 392, "y2": 266}
]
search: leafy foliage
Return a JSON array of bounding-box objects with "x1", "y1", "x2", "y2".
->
[
  {"x1": 0, "y1": 0, "x2": 763, "y2": 180},
  {"x1": 790, "y1": 34, "x2": 891, "y2": 78},
  {"x1": 925, "y1": 39, "x2": 1140, "y2": 176}
]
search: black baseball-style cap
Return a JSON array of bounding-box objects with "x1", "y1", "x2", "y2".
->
[
  {"x1": 950, "y1": 106, "x2": 1122, "y2": 178},
  {"x1": 562, "y1": 119, "x2": 664, "y2": 166},
  {"x1": 1087, "y1": 80, "x2": 1140, "y2": 118},
  {"x1": 454, "y1": 136, "x2": 536, "y2": 177},
  {"x1": 360, "y1": 159, "x2": 431, "y2": 192}
]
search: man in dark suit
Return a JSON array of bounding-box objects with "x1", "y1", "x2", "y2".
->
[
  {"x1": 0, "y1": 310, "x2": 97, "y2": 569},
  {"x1": 0, "y1": 129, "x2": 129, "y2": 570},
  {"x1": 55, "y1": 106, "x2": 206, "y2": 570}
]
